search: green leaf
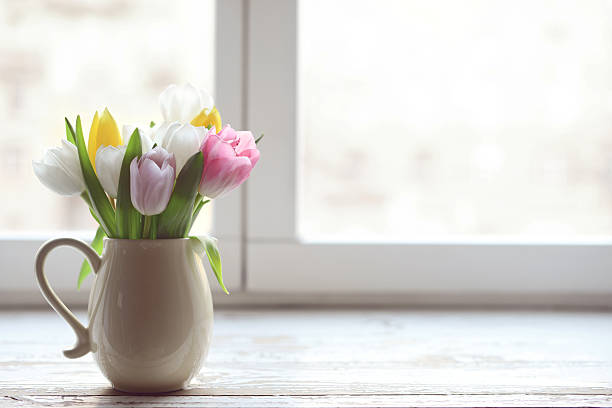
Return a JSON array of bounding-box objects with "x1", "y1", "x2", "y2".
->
[
  {"x1": 255, "y1": 133, "x2": 264, "y2": 144},
  {"x1": 158, "y1": 151, "x2": 204, "y2": 238},
  {"x1": 188, "y1": 196, "x2": 210, "y2": 234},
  {"x1": 116, "y1": 129, "x2": 142, "y2": 239},
  {"x1": 78, "y1": 226, "x2": 105, "y2": 288},
  {"x1": 149, "y1": 120, "x2": 156, "y2": 128},
  {"x1": 80, "y1": 192, "x2": 102, "y2": 225},
  {"x1": 65, "y1": 118, "x2": 76, "y2": 145},
  {"x1": 71, "y1": 116, "x2": 117, "y2": 237},
  {"x1": 88, "y1": 208, "x2": 101, "y2": 224},
  {"x1": 189, "y1": 236, "x2": 228, "y2": 294}
]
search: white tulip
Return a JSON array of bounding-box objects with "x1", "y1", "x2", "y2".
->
[
  {"x1": 32, "y1": 140, "x2": 86, "y2": 196},
  {"x1": 152, "y1": 122, "x2": 208, "y2": 174},
  {"x1": 122, "y1": 125, "x2": 153, "y2": 152},
  {"x1": 95, "y1": 145, "x2": 127, "y2": 198},
  {"x1": 159, "y1": 83, "x2": 214, "y2": 124}
]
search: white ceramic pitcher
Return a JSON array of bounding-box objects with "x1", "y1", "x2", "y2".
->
[{"x1": 35, "y1": 238, "x2": 214, "y2": 393}]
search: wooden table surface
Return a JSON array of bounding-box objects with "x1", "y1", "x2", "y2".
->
[{"x1": 1, "y1": 308, "x2": 612, "y2": 407}]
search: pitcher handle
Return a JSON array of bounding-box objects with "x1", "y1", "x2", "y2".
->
[{"x1": 35, "y1": 238, "x2": 101, "y2": 358}]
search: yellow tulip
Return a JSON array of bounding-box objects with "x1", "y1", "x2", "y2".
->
[
  {"x1": 88, "y1": 108, "x2": 122, "y2": 167},
  {"x1": 191, "y1": 107, "x2": 222, "y2": 133}
]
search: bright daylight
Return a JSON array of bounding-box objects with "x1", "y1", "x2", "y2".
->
[{"x1": 0, "y1": 1, "x2": 611, "y2": 407}]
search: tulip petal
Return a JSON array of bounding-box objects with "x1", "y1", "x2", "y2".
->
[
  {"x1": 203, "y1": 133, "x2": 235, "y2": 162},
  {"x1": 96, "y1": 145, "x2": 126, "y2": 198},
  {"x1": 159, "y1": 83, "x2": 207, "y2": 124},
  {"x1": 130, "y1": 158, "x2": 143, "y2": 213},
  {"x1": 164, "y1": 124, "x2": 201, "y2": 173},
  {"x1": 152, "y1": 121, "x2": 181, "y2": 145},
  {"x1": 98, "y1": 108, "x2": 122, "y2": 148},
  {"x1": 144, "y1": 166, "x2": 174, "y2": 214},
  {"x1": 48, "y1": 140, "x2": 85, "y2": 181},
  {"x1": 235, "y1": 131, "x2": 257, "y2": 152},
  {"x1": 32, "y1": 140, "x2": 85, "y2": 196},
  {"x1": 191, "y1": 106, "x2": 222, "y2": 132},
  {"x1": 33, "y1": 161, "x2": 81, "y2": 196},
  {"x1": 159, "y1": 84, "x2": 177, "y2": 121},
  {"x1": 235, "y1": 131, "x2": 260, "y2": 166},
  {"x1": 153, "y1": 122, "x2": 204, "y2": 175},
  {"x1": 241, "y1": 148, "x2": 260, "y2": 167},
  {"x1": 201, "y1": 156, "x2": 252, "y2": 198},
  {"x1": 198, "y1": 87, "x2": 214, "y2": 111},
  {"x1": 142, "y1": 146, "x2": 177, "y2": 171},
  {"x1": 140, "y1": 159, "x2": 164, "y2": 212},
  {"x1": 87, "y1": 111, "x2": 100, "y2": 166}
]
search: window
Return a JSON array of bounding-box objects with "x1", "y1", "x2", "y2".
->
[
  {"x1": 2, "y1": 0, "x2": 611, "y2": 306},
  {"x1": 241, "y1": 0, "x2": 612, "y2": 303}
]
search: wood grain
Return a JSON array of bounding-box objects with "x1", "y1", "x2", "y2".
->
[
  {"x1": 1, "y1": 309, "x2": 611, "y2": 407},
  {"x1": 6, "y1": 394, "x2": 612, "y2": 408}
]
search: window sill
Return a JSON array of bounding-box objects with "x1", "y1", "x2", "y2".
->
[{"x1": 2, "y1": 308, "x2": 611, "y2": 407}]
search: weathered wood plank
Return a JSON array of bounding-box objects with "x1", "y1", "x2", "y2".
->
[
  {"x1": 2, "y1": 383, "x2": 612, "y2": 397},
  {"x1": 9, "y1": 394, "x2": 612, "y2": 408},
  {"x1": 1, "y1": 309, "x2": 611, "y2": 406},
  {"x1": 0, "y1": 396, "x2": 24, "y2": 408}
]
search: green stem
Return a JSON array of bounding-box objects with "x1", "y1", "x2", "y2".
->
[
  {"x1": 132, "y1": 214, "x2": 144, "y2": 240},
  {"x1": 194, "y1": 194, "x2": 203, "y2": 211},
  {"x1": 142, "y1": 216, "x2": 151, "y2": 238},
  {"x1": 149, "y1": 215, "x2": 159, "y2": 240}
]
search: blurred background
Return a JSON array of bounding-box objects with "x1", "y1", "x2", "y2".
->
[
  {"x1": 298, "y1": 0, "x2": 612, "y2": 241},
  {"x1": 0, "y1": 0, "x2": 215, "y2": 234},
  {"x1": 3, "y1": 0, "x2": 612, "y2": 244}
]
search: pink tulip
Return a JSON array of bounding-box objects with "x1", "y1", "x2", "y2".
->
[
  {"x1": 199, "y1": 125, "x2": 260, "y2": 198},
  {"x1": 130, "y1": 147, "x2": 176, "y2": 215}
]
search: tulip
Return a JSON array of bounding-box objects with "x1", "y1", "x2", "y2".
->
[
  {"x1": 95, "y1": 145, "x2": 126, "y2": 198},
  {"x1": 199, "y1": 125, "x2": 260, "y2": 198},
  {"x1": 130, "y1": 147, "x2": 176, "y2": 215},
  {"x1": 152, "y1": 122, "x2": 207, "y2": 174},
  {"x1": 159, "y1": 83, "x2": 221, "y2": 128},
  {"x1": 32, "y1": 140, "x2": 85, "y2": 196},
  {"x1": 88, "y1": 108, "x2": 122, "y2": 167}
]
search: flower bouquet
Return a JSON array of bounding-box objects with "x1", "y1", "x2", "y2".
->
[
  {"x1": 32, "y1": 84, "x2": 261, "y2": 392},
  {"x1": 33, "y1": 84, "x2": 261, "y2": 293}
]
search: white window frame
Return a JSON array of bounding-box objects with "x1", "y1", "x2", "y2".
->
[
  {"x1": 234, "y1": 0, "x2": 612, "y2": 306},
  {"x1": 2, "y1": 0, "x2": 612, "y2": 307}
]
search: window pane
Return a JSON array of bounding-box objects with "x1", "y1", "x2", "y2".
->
[
  {"x1": 299, "y1": 0, "x2": 612, "y2": 241},
  {"x1": 0, "y1": 0, "x2": 214, "y2": 233}
]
